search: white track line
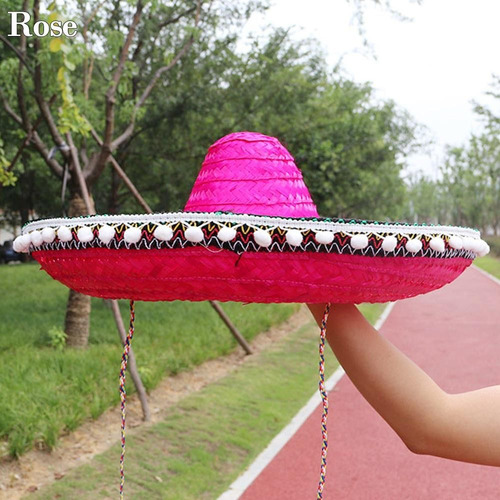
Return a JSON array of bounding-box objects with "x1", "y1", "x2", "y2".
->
[
  {"x1": 473, "y1": 264, "x2": 500, "y2": 286},
  {"x1": 218, "y1": 302, "x2": 396, "y2": 500}
]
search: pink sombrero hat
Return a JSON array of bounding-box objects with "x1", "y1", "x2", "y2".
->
[
  {"x1": 15, "y1": 131, "x2": 491, "y2": 498},
  {"x1": 16, "y1": 131, "x2": 489, "y2": 303}
]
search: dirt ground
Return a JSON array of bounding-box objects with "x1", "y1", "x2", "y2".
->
[{"x1": 0, "y1": 306, "x2": 311, "y2": 499}]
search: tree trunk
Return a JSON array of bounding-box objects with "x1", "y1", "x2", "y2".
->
[
  {"x1": 65, "y1": 288, "x2": 92, "y2": 348},
  {"x1": 64, "y1": 191, "x2": 95, "y2": 348}
]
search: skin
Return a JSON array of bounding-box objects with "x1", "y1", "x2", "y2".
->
[{"x1": 307, "y1": 303, "x2": 500, "y2": 467}]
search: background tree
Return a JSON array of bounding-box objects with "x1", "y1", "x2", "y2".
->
[
  {"x1": 403, "y1": 76, "x2": 500, "y2": 235},
  {"x1": 402, "y1": 174, "x2": 441, "y2": 224},
  {"x1": 112, "y1": 29, "x2": 420, "y2": 221},
  {"x1": 438, "y1": 136, "x2": 500, "y2": 233},
  {"x1": 472, "y1": 75, "x2": 500, "y2": 234},
  {"x1": 0, "y1": 0, "x2": 266, "y2": 347},
  {"x1": 1, "y1": 0, "x2": 423, "y2": 348}
]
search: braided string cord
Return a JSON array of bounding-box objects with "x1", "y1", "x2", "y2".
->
[
  {"x1": 317, "y1": 303, "x2": 331, "y2": 499},
  {"x1": 119, "y1": 300, "x2": 135, "y2": 500}
]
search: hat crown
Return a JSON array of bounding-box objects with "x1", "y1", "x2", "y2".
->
[{"x1": 184, "y1": 131, "x2": 319, "y2": 218}]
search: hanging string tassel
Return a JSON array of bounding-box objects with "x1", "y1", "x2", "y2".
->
[
  {"x1": 317, "y1": 303, "x2": 331, "y2": 499},
  {"x1": 119, "y1": 300, "x2": 136, "y2": 500}
]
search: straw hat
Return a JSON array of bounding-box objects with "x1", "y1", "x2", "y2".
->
[
  {"x1": 15, "y1": 131, "x2": 491, "y2": 499},
  {"x1": 16, "y1": 131, "x2": 489, "y2": 304}
]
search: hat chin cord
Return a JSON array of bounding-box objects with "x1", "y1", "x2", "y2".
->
[
  {"x1": 119, "y1": 300, "x2": 135, "y2": 500},
  {"x1": 117, "y1": 301, "x2": 332, "y2": 499},
  {"x1": 317, "y1": 303, "x2": 331, "y2": 499}
]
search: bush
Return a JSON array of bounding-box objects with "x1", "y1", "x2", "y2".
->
[
  {"x1": 485, "y1": 236, "x2": 500, "y2": 257},
  {"x1": 47, "y1": 326, "x2": 67, "y2": 351}
]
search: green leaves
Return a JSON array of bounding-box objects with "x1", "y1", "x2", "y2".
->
[
  {"x1": 0, "y1": 0, "x2": 422, "y2": 223},
  {"x1": 56, "y1": 63, "x2": 91, "y2": 135},
  {"x1": 64, "y1": 59, "x2": 75, "y2": 71},
  {"x1": 47, "y1": 326, "x2": 67, "y2": 351},
  {"x1": 406, "y1": 131, "x2": 500, "y2": 232},
  {"x1": 114, "y1": 27, "x2": 417, "y2": 221},
  {"x1": 43, "y1": 0, "x2": 90, "y2": 135},
  {"x1": 48, "y1": 11, "x2": 59, "y2": 24},
  {"x1": 0, "y1": 138, "x2": 16, "y2": 187},
  {"x1": 49, "y1": 37, "x2": 63, "y2": 53},
  {"x1": 51, "y1": 41, "x2": 90, "y2": 135},
  {"x1": 406, "y1": 75, "x2": 500, "y2": 233}
]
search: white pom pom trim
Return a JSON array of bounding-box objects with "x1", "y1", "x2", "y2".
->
[
  {"x1": 30, "y1": 230, "x2": 43, "y2": 247},
  {"x1": 12, "y1": 233, "x2": 31, "y2": 253},
  {"x1": 315, "y1": 231, "x2": 334, "y2": 245},
  {"x1": 254, "y1": 229, "x2": 272, "y2": 247},
  {"x1": 478, "y1": 241, "x2": 490, "y2": 257},
  {"x1": 471, "y1": 239, "x2": 486, "y2": 255},
  {"x1": 77, "y1": 226, "x2": 94, "y2": 243},
  {"x1": 41, "y1": 227, "x2": 56, "y2": 243},
  {"x1": 18, "y1": 216, "x2": 487, "y2": 263},
  {"x1": 429, "y1": 237, "x2": 445, "y2": 253},
  {"x1": 13, "y1": 236, "x2": 25, "y2": 253},
  {"x1": 185, "y1": 226, "x2": 204, "y2": 243},
  {"x1": 20, "y1": 233, "x2": 32, "y2": 251},
  {"x1": 462, "y1": 237, "x2": 475, "y2": 252},
  {"x1": 154, "y1": 225, "x2": 173, "y2": 242},
  {"x1": 350, "y1": 234, "x2": 369, "y2": 250},
  {"x1": 57, "y1": 226, "x2": 73, "y2": 242},
  {"x1": 448, "y1": 236, "x2": 463, "y2": 250},
  {"x1": 405, "y1": 238, "x2": 423, "y2": 253},
  {"x1": 123, "y1": 227, "x2": 142, "y2": 244},
  {"x1": 217, "y1": 226, "x2": 236, "y2": 242},
  {"x1": 381, "y1": 235, "x2": 398, "y2": 252},
  {"x1": 98, "y1": 225, "x2": 116, "y2": 244},
  {"x1": 286, "y1": 229, "x2": 303, "y2": 247}
]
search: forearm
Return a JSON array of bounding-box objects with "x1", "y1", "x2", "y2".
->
[
  {"x1": 307, "y1": 303, "x2": 500, "y2": 466},
  {"x1": 308, "y1": 303, "x2": 447, "y2": 452}
]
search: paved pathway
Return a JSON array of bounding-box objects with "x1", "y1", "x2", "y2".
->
[{"x1": 236, "y1": 266, "x2": 500, "y2": 499}]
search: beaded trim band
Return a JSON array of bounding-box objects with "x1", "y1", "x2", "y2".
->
[{"x1": 16, "y1": 213, "x2": 489, "y2": 259}]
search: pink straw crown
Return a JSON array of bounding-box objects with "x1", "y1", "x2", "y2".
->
[{"x1": 184, "y1": 131, "x2": 319, "y2": 218}]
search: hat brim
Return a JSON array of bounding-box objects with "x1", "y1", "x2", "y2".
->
[
  {"x1": 32, "y1": 246, "x2": 473, "y2": 303},
  {"x1": 20, "y1": 212, "x2": 486, "y2": 304}
]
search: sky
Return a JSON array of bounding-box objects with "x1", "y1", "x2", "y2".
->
[{"x1": 245, "y1": 0, "x2": 500, "y2": 179}]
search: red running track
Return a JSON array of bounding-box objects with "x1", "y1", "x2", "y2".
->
[{"x1": 240, "y1": 267, "x2": 500, "y2": 499}]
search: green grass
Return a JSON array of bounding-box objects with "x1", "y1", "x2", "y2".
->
[
  {"x1": 0, "y1": 262, "x2": 297, "y2": 457},
  {"x1": 474, "y1": 254, "x2": 500, "y2": 280},
  {"x1": 30, "y1": 302, "x2": 383, "y2": 500}
]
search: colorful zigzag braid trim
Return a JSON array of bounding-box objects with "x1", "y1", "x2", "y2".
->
[
  {"x1": 317, "y1": 303, "x2": 331, "y2": 499},
  {"x1": 119, "y1": 300, "x2": 135, "y2": 499}
]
